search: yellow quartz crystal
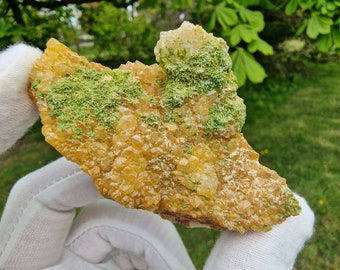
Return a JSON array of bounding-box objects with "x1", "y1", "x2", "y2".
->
[{"x1": 29, "y1": 22, "x2": 300, "y2": 233}]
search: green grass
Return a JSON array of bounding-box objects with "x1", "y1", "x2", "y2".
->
[
  {"x1": 1, "y1": 62, "x2": 339, "y2": 269},
  {"x1": 240, "y1": 62, "x2": 340, "y2": 270},
  {"x1": 178, "y1": 63, "x2": 340, "y2": 269},
  {"x1": 0, "y1": 124, "x2": 61, "y2": 209}
]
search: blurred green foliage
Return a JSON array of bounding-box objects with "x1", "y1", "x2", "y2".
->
[
  {"x1": 285, "y1": 0, "x2": 340, "y2": 52},
  {"x1": 192, "y1": 0, "x2": 274, "y2": 85},
  {"x1": 78, "y1": 2, "x2": 159, "y2": 67},
  {"x1": 1, "y1": 0, "x2": 339, "y2": 85}
]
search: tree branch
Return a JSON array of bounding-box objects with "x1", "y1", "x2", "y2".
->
[{"x1": 6, "y1": 0, "x2": 26, "y2": 26}]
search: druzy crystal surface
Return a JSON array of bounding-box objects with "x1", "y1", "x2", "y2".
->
[{"x1": 29, "y1": 22, "x2": 300, "y2": 233}]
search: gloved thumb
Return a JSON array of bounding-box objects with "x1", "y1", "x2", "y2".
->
[
  {"x1": 0, "y1": 157, "x2": 101, "y2": 269},
  {"x1": 204, "y1": 193, "x2": 315, "y2": 270},
  {"x1": 0, "y1": 43, "x2": 42, "y2": 154}
]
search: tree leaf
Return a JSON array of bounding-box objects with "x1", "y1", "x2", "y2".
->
[
  {"x1": 196, "y1": 0, "x2": 205, "y2": 13},
  {"x1": 306, "y1": 19, "x2": 319, "y2": 39},
  {"x1": 0, "y1": 22, "x2": 11, "y2": 38},
  {"x1": 231, "y1": 48, "x2": 267, "y2": 86},
  {"x1": 239, "y1": 24, "x2": 258, "y2": 42},
  {"x1": 231, "y1": 50, "x2": 247, "y2": 86},
  {"x1": 237, "y1": 0, "x2": 261, "y2": 6},
  {"x1": 326, "y1": 2, "x2": 336, "y2": 11},
  {"x1": 285, "y1": 0, "x2": 298, "y2": 15},
  {"x1": 243, "y1": 51, "x2": 267, "y2": 83},
  {"x1": 216, "y1": 6, "x2": 238, "y2": 28},
  {"x1": 248, "y1": 41, "x2": 257, "y2": 53},
  {"x1": 331, "y1": 26, "x2": 340, "y2": 48},
  {"x1": 317, "y1": 34, "x2": 332, "y2": 52},
  {"x1": 230, "y1": 24, "x2": 258, "y2": 46},
  {"x1": 137, "y1": 0, "x2": 158, "y2": 9},
  {"x1": 229, "y1": 25, "x2": 242, "y2": 46},
  {"x1": 206, "y1": 11, "x2": 217, "y2": 32},
  {"x1": 243, "y1": 9, "x2": 265, "y2": 31},
  {"x1": 248, "y1": 38, "x2": 273, "y2": 55},
  {"x1": 225, "y1": 8, "x2": 238, "y2": 25},
  {"x1": 297, "y1": 0, "x2": 315, "y2": 10},
  {"x1": 295, "y1": 20, "x2": 307, "y2": 36},
  {"x1": 307, "y1": 13, "x2": 333, "y2": 39},
  {"x1": 239, "y1": 7, "x2": 247, "y2": 22}
]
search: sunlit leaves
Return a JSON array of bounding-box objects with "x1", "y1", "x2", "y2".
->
[
  {"x1": 248, "y1": 38, "x2": 273, "y2": 55},
  {"x1": 207, "y1": 12, "x2": 217, "y2": 32},
  {"x1": 316, "y1": 25, "x2": 340, "y2": 51},
  {"x1": 298, "y1": 0, "x2": 315, "y2": 10},
  {"x1": 231, "y1": 48, "x2": 267, "y2": 86},
  {"x1": 285, "y1": 0, "x2": 340, "y2": 52},
  {"x1": 237, "y1": 0, "x2": 261, "y2": 5},
  {"x1": 317, "y1": 34, "x2": 332, "y2": 51},
  {"x1": 239, "y1": 8, "x2": 265, "y2": 31},
  {"x1": 208, "y1": 2, "x2": 238, "y2": 31},
  {"x1": 216, "y1": 4, "x2": 238, "y2": 28},
  {"x1": 285, "y1": 0, "x2": 339, "y2": 51},
  {"x1": 206, "y1": 1, "x2": 268, "y2": 85},
  {"x1": 229, "y1": 24, "x2": 258, "y2": 46},
  {"x1": 331, "y1": 26, "x2": 340, "y2": 48},
  {"x1": 285, "y1": 0, "x2": 298, "y2": 15},
  {"x1": 306, "y1": 12, "x2": 333, "y2": 38}
]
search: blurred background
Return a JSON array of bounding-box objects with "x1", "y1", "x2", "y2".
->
[{"x1": 1, "y1": 0, "x2": 339, "y2": 269}]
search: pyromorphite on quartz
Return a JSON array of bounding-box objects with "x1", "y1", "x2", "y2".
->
[
  {"x1": 34, "y1": 67, "x2": 151, "y2": 139},
  {"x1": 29, "y1": 21, "x2": 301, "y2": 233},
  {"x1": 155, "y1": 21, "x2": 246, "y2": 136}
]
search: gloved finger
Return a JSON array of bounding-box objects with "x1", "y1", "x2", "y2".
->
[
  {"x1": 0, "y1": 44, "x2": 42, "y2": 154},
  {"x1": 204, "y1": 193, "x2": 315, "y2": 270},
  {"x1": 64, "y1": 199, "x2": 195, "y2": 270},
  {"x1": 45, "y1": 249, "x2": 121, "y2": 270},
  {"x1": 0, "y1": 157, "x2": 101, "y2": 270}
]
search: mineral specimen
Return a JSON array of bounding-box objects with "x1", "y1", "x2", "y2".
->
[{"x1": 29, "y1": 21, "x2": 300, "y2": 233}]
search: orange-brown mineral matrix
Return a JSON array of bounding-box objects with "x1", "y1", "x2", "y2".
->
[{"x1": 29, "y1": 22, "x2": 300, "y2": 233}]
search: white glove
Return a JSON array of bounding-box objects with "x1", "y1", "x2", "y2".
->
[
  {"x1": 204, "y1": 193, "x2": 315, "y2": 270},
  {"x1": 0, "y1": 157, "x2": 195, "y2": 270},
  {"x1": 0, "y1": 44, "x2": 195, "y2": 270},
  {"x1": 0, "y1": 43, "x2": 41, "y2": 154},
  {"x1": 0, "y1": 43, "x2": 315, "y2": 270}
]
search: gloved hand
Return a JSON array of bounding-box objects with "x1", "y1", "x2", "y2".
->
[
  {"x1": 0, "y1": 43, "x2": 41, "y2": 154},
  {"x1": 0, "y1": 157, "x2": 195, "y2": 270},
  {"x1": 204, "y1": 193, "x2": 315, "y2": 270},
  {"x1": 0, "y1": 44, "x2": 195, "y2": 270},
  {"x1": 0, "y1": 43, "x2": 315, "y2": 270}
]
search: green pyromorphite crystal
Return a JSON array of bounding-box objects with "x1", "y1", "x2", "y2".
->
[
  {"x1": 154, "y1": 21, "x2": 246, "y2": 135},
  {"x1": 34, "y1": 67, "x2": 150, "y2": 138}
]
